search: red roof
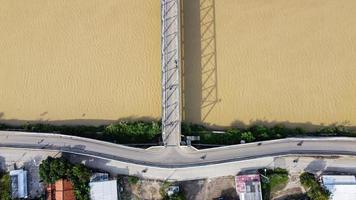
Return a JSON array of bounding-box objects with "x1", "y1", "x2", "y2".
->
[{"x1": 46, "y1": 179, "x2": 75, "y2": 200}]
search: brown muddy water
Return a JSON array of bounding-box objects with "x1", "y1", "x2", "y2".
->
[
  {"x1": 0, "y1": 0, "x2": 161, "y2": 125},
  {"x1": 182, "y1": 0, "x2": 356, "y2": 130},
  {"x1": 0, "y1": 0, "x2": 355, "y2": 130}
]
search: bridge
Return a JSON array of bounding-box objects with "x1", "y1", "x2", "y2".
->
[
  {"x1": 161, "y1": 0, "x2": 181, "y2": 146},
  {"x1": 2, "y1": 0, "x2": 356, "y2": 181}
]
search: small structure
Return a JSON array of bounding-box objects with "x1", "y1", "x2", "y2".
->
[
  {"x1": 235, "y1": 174, "x2": 262, "y2": 200},
  {"x1": 322, "y1": 175, "x2": 356, "y2": 200},
  {"x1": 10, "y1": 169, "x2": 28, "y2": 199},
  {"x1": 46, "y1": 179, "x2": 75, "y2": 200},
  {"x1": 167, "y1": 185, "x2": 179, "y2": 196},
  {"x1": 89, "y1": 173, "x2": 118, "y2": 200}
]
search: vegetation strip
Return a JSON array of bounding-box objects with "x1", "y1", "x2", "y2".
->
[{"x1": 0, "y1": 122, "x2": 354, "y2": 146}]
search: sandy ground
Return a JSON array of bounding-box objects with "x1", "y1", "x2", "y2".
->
[
  {"x1": 0, "y1": 0, "x2": 161, "y2": 125},
  {"x1": 183, "y1": 0, "x2": 356, "y2": 130},
  {"x1": 0, "y1": 0, "x2": 355, "y2": 130}
]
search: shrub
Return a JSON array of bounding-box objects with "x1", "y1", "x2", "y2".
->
[
  {"x1": 198, "y1": 128, "x2": 241, "y2": 145},
  {"x1": 300, "y1": 172, "x2": 330, "y2": 200},
  {"x1": 241, "y1": 132, "x2": 255, "y2": 143},
  {"x1": 104, "y1": 121, "x2": 161, "y2": 143}
]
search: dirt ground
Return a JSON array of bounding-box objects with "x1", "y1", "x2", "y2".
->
[
  {"x1": 118, "y1": 176, "x2": 238, "y2": 200},
  {"x1": 181, "y1": 176, "x2": 238, "y2": 200},
  {"x1": 118, "y1": 177, "x2": 164, "y2": 200}
]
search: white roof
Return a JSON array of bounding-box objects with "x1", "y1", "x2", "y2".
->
[
  {"x1": 90, "y1": 180, "x2": 118, "y2": 200},
  {"x1": 9, "y1": 169, "x2": 28, "y2": 199},
  {"x1": 322, "y1": 175, "x2": 356, "y2": 200},
  {"x1": 323, "y1": 175, "x2": 356, "y2": 185}
]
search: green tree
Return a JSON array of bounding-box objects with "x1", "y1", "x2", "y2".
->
[
  {"x1": 39, "y1": 157, "x2": 91, "y2": 200},
  {"x1": 39, "y1": 157, "x2": 70, "y2": 184}
]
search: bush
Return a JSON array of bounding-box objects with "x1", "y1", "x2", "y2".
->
[
  {"x1": 300, "y1": 172, "x2": 330, "y2": 200},
  {"x1": 0, "y1": 172, "x2": 11, "y2": 200},
  {"x1": 241, "y1": 131, "x2": 255, "y2": 143},
  {"x1": 198, "y1": 128, "x2": 241, "y2": 145},
  {"x1": 39, "y1": 157, "x2": 91, "y2": 200},
  {"x1": 104, "y1": 121, "x2": 161, "y2": 143}
]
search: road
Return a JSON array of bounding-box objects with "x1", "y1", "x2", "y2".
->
[{"x1": 3, "y1": 131, "x2": 356, "y2": 169}]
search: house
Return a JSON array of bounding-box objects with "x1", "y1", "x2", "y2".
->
[
  {"x1": 10, "y1": 169, "x2": 28, "y2": 199},
  {"x1": 322, "y1": 175, "x2": 356, "y2": 200},
  {"x1": 235, "y1": 174, "x2": 262, "y2": 200},
  {"x1": 89, "y1": 173, "x2": 118, "y2": 200},
  {"x1": 46, "y1": 179, "x2": 75, "y2": 200}
]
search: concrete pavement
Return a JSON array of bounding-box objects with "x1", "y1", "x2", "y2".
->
[{"x1": 3, "y1": 147, "x2": 356, "y2": 181}]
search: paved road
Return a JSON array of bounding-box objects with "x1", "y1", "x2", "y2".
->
[
  {"x1": 3, "y1": 131, "x2": 356, "y2": 168},
  {"x1": 161, "y1": 0, "x2": 181, "y2": 146}
]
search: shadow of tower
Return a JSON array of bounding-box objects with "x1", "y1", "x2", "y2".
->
[{"x1": 181, "y1": 0, "x2": 219, "y2": 125}]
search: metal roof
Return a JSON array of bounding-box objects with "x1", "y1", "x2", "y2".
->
[
  {"x1": 9, "y1": 169, "x2": 28, "y2": 199},
  {"x1": 90, "y1": 180, "x2": 118, "y2": 200},
  {"x1": 322, "y1": 175, "x2": 356, "y2": 200}
]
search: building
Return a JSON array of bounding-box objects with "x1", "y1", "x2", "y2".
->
[
  {"x1": 322, "y1": 175, "x2": 356, "y2": 200},
  {"x1": 10, "y1": 169, "x2": 28, "y2": 199},
  {"x1": 89, "y1": 173, "x2": 118, "y2": 200},
  {"x1": 46, "y1": 179, "x2": 75, "y2": 200},
  {"x1": 235, "y1": 174, "x2": 262, "y2": 200}
]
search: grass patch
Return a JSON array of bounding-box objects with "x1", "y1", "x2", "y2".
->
[{"x1": 259, "y1": 168, "x2": 289, "y2": 200}]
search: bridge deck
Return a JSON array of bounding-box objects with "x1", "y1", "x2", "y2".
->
[{"x1": 161, "y1": 0, "x2": 181, "y2": 146}]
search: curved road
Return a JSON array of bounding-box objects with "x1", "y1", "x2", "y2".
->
[{"x1": 2, "y1": 130, "x2": 356, "y2": 168}]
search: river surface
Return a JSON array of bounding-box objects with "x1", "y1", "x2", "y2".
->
[
  {"x1": 1, "y1": 0, "x2": 355, "y2": 130},
  {"x1": 0, "y1": 0, "x2": 161, "y2": 125}
]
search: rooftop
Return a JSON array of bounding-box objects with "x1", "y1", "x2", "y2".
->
[
  {"x1": 89, "y1": 180, "x2": 118, "y2": 200},
  {"x1": 9, "y1": 169, "x2": 28, "y2": 199},
  {"x1": 46, "y1": 179, "x2": 75, "y2": 200},
  {"x1": 322, "y1": 175, "x2": 356, "y2": 200},
  {"x1": 235, "y1": 174, "x2": 262, "y2": 200}
]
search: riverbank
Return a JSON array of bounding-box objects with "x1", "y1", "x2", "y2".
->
[{"x1": 1, "y1": 122, "x2": 355, "y2": 147}]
